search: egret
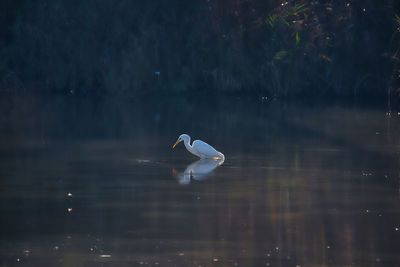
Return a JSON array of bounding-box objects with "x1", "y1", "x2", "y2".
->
[{"x1": 172, "y1": 134, "x2": 225, "y2": 160}]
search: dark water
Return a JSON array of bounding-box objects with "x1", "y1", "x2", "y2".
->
[{"x1": 0, "y1": 95, "x2": 400, "y2": 266}]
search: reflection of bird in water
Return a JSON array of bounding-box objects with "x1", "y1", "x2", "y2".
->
[
  {"x1": 172, "y1": 134, "x2": 224, "y2": 160},
  {"x1": 173, "y1": 158, "x2": 224, "y2": 185}
]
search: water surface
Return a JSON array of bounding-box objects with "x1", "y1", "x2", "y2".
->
[{"x1": 0, "y1": 95, "x2": 400, "y2": 266}]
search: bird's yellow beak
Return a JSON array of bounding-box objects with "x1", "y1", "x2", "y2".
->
[{"x1": 172, "y1": 140, "x2": 179, "y2": 149}]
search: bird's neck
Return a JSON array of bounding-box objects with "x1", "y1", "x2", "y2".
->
[
  {"x1": 183, "y1": 138, "x2": 198, "y2": 156},
  {"x1": 183, "y1": 138, "x2": 193, "y2": 152}
]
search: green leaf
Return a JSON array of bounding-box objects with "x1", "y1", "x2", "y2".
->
[
  {"x1": 296, "y1": 32, "x2": 300, "y2": 45},
  {"x1": 395, "y1": 13, "x2": 400, "y2": 25},
  {"x1": 288, "y1": 3, "x2": 308, "y2": 16},
  {"x1": 281, "y1": 17, "x2": 290, "y2": 27},
  {"x1": 274, "y1": 50, "x2": 288, "y2": 60},
  {"x1": 294, "y1": 3, "x2": 308, "y2": 14},
  {"x1": 266, "y1": 14, "x2": 276, "y2": 27}
]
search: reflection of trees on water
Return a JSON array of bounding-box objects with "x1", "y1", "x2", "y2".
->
[{"x1": 185, "y1": 156, "x2": 400, "y2": 266}]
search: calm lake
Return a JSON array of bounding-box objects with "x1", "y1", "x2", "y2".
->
[{"x1": 0, "y1": 95, "x2": 399, "y2": 266}]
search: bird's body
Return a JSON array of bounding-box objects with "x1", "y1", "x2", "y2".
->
[{"x1": 172, "y1": 134, "x2": 225, "y2": 160}]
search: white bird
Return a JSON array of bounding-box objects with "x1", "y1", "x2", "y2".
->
[{"x1": 172, "y1": 134, "x2": 225, "y2": 160}]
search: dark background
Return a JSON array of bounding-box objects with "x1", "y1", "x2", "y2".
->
[
  {"x1": 0, "y1": 0, "x2": 400, "y2": 100},
  {"x1": 1, "y1": 2, "x2": 400, "y2": 266}
]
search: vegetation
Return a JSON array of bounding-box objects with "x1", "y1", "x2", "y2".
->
[{"x1": 0, "y1": 0, "x2": 399, "y2": 99}]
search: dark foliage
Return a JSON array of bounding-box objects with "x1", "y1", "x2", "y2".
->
[{"x1": 0, "y1": 0, "x2": 399, "y2": 98}]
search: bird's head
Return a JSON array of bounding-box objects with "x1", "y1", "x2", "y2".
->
[{"x1": 172, "y1": 134, "x2": 189, "y2": 149}]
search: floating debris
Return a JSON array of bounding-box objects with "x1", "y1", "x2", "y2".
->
[
  {"x1": 67, "y1": 192, "x2": 72, "y2": 197},
  {"x1": 213, "y1": 258, "x2": 219, "y2": 262},
  {"x1": 99, "y1": 254, "x2": 112, "y2": 258},
  {"x1": 67, "y1": 208, "x2": 72, "y2": 213},
  {"x1": 53, "y1": 246, "x2": 59, "y2": 251},
  {"x1": 395, "y1": 227, "x2": 399, "y2": 231},
  {"x1": 178, "y1": 252, "x2": 185, "y2": 256},
  {"x1": 321, "y1": 54, "x2": 332, "y2": 61}
]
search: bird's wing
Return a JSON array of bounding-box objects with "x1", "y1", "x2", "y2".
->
[{"x1": 193, "y1": 140, "x2": 219, "y2": 157}]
